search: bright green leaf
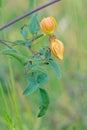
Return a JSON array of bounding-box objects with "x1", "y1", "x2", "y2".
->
[
  {"x1": 37, "y1": 88, "x2": 50, "y2": 117},
  {"x1": 29, "y1": 13, "x2": 40, "y2": 34},
  {"x1": 49, "y1": 59, "x2": 62, "y2": 78},
  {"x1": 14, "y1": 40, "x2": 25, "y2": 44}
]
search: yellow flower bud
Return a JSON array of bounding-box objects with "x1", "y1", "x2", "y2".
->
[
  {"x1": 40, "y1": 17, "x2": 58, "y2": 34},
  {"x1": 50, "y1": 35, "x2": 64, "y2": 60}
]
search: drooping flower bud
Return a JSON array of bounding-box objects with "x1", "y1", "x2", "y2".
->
[
  {"x1": 40, "y1": 17, "x2": 58, "y2": 34},
  {"x1": 50, "y1": 35, "x2": 64, "y2": 60}
]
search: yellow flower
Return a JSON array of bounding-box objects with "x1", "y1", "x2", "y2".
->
[
  {"x1": 50, "y1": 35, "x2": 64, "y2": 60},
  {"x1": 40, "y1": 17, "x2": 58, "y2": 34}
]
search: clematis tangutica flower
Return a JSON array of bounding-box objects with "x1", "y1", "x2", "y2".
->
[
  {"x1": 40, "y1": 17, "x2": 58, "y2": 34},
  {"x1": 50, "y1": 35, "x2": 64, "y2": 60}
]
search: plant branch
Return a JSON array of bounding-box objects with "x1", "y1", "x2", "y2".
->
[
  {"x1": 0, "y1": 40, "x2": 12, "y2": 49},
  {"x1": 0, "y1": 0, "x2": 61, "y2": 31}
]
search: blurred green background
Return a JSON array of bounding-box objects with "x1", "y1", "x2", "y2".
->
[{"x1": 0, "y1": 0, "x2": 87, "y2": 130}]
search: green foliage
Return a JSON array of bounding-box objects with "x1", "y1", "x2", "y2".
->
[
  {"x1": 37, "y1": 71, "x2": 48, "y2": 85},
  {"x1": 29, "y1": 13, "x2": 40, "y2": 34},
  {"x1": 38, "y1": 88, "x2": 49, "y2": 117},
  {"x1": 0, "y1": 12, "x2": 62, "y2": 118},
  {"x1": 23, "y1": 71, "x2": 48, "y2": 96},
  {"x1": 21, "y1": 26, "x2": 28, "y2": 40},
  {"x1": 23, "y1": 77, "x2": 39, "y2": 96},
  {"x1": 0, "y1": 49, "x2": 28, "y2": 65},
  {"x1": 48, "y1": 59, "x2": 62, "y2": 78},
  {"x1": 25, "y1": 40, "x2": 32, "y2": 46}
]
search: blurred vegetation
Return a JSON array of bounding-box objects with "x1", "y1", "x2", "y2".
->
[{"x1": 0, "y1": 0, "x2": 87, "y2": 130}]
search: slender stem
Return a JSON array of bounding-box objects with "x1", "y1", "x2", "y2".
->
[
  {"x1": 0, "y1": 40, "x2": 12, "y2": 49},
  {"x1": 0, "y1": 34, "x2": 44, "y2": 46},
  {"x1": 0, "y1": 0, "x2": 61, "y2": 31}
]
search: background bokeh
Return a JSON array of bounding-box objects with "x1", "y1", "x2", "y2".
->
[{"x1": 0, "y1": 0, "x2": 87, "y2": 130}]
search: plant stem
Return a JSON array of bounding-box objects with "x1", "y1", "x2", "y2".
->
[
  {"x1": 0, "y1": 0, "x2": 61, "y2": 31},
  {"x1": 0, "y1": 40, "x2": 12, "y2": 49}
]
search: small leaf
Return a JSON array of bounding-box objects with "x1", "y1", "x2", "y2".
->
[
  {"x1": 48, "y1": 59, "x2": 62, "y2": 78},
  {"x1": 37, "y1": 88, "x2": 50, "y2": 117},
  {"x1": 37, "y1": 71, "x2": 48, "y2": 85},
  {"x1": 14, "y1": 40, "x2": 25, "y2": 44},
  {"x1": 45, "y1": 49, "x2": 51, "y2": 59},
  {"x1": 39, "y1": 48, "x2": 45, "y2": 55},
  {"x1": 23, "y1": 77, "x2": 39, "y2": 96},
  {"x1": 21, "y1": 26, "x2": 28, "y2": 39},
  {"x1": 25, "y1": 41, "x2": 32, "y2": 46},
  {"x1": 29, "y1": 13, "x2": 40, "y2": 34}
]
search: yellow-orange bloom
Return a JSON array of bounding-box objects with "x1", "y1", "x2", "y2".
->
[
  {"x1": 40, "y1": 17, "x2": 58, "y2": 34},
  {"x1": 50, "y1": 35, "x2": 64, "y2": 60}
]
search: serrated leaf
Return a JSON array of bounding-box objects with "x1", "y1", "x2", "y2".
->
[
  {"x1": 37, "y1": 88, "x2": 49, "y2": 117},
  {"x1": 21, "y1": 26, "x2": 28, "y2": 39},
  {"x1": 29, "y1": 13, "x2": 40, "y2": 34},
  {"x1": 49, "y1": 59, "x2": 62, "y2": 78},
  {"x1": 0, "y1": 49, "x2": 27, "y2": 65},
  {"x1": 23, "y1": 77, "x2": 39, "y2": 96}
]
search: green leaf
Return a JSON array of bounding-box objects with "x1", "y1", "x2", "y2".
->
[
  {"x1": 14, "y1": 40, "x2": 25, "y2": 44},
  {"x1": 38, "y1": 88, "x2": 50, "y2": 117},
  {"x1": 29, "y1": 0, "x2": 34, "y2": 10},
  {"x1": 48, "y1": 59, "x2": 62, "y2": 78},
  {"x1": 21, "y1": 26, "x2": 28, "y2": 39},
  {"x1": 23, "y1": 77, "x2": 39, "y2": 96},
  {"x1": 29, "y1": 13, "x2": 40, "y2": 34},
  {"x1": 45, "y1": 49, "x2": 51, "y2": 59},
  {"x1": 25, "y1": 41, "x2": 32, "y2": 46},
  {"x1": 37, "y1": 71, "x2": 48, "y2": 85},
  {"x1": 0, "y1": 49, "x2": 27, "y2": 65}
]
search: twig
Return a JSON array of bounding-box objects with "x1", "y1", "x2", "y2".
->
[
  {"x1": 0, "y1": 0, "x2": 61, "y2": 31},
  {"x1": 0, "y1": 38, "x2": 18, "y2": 45},
  {"x1": 0, "y1": 40, "x2": 12, "y2": 49}
]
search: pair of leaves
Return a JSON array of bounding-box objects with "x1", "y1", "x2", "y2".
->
[
  {"x1": 21, "y1": 13, "x2": 40, "y2": 46},
  {"x1": 23, "y1": 71, "x2": 48, "y2": 96}
]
